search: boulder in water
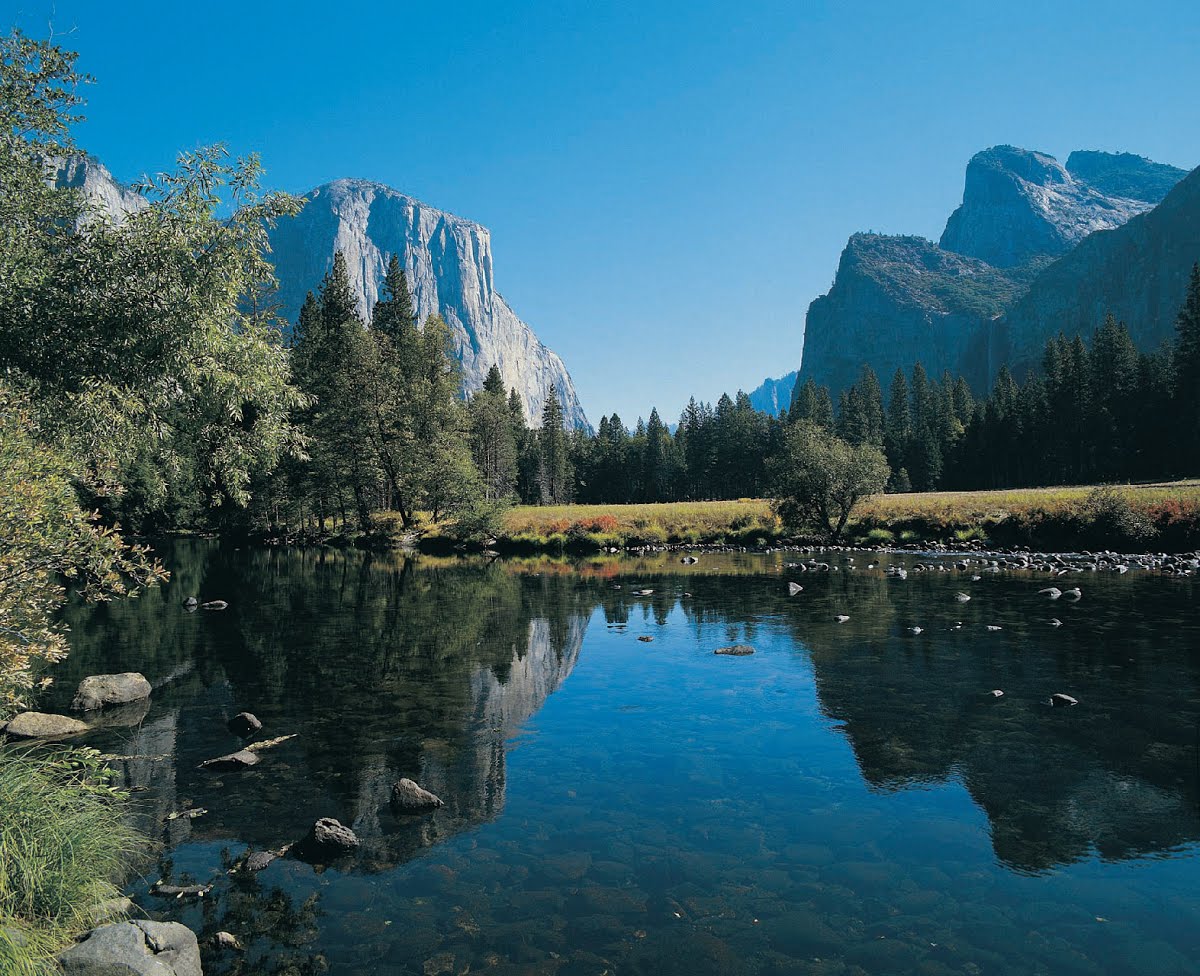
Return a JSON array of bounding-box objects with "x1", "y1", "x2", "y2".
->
[
  {"x1": 296, "y1": 817, "x2": 359, "y2": 860},
  {"x1": 198, "y1": 750, "x2": 259, "y2": 771},
  {"x1": 391, "y1": 778, "x2": 445, "y2": 813},
  {"x1": 2, "y1": 711, "x2": 89, "y2": 739},
  {"x1": 714, "y1": 644, "x2": 755, "y2": 656},
  {"x1": 227, "y1": 711, "x2": 262, "y2": 738},
  {"x1": 59, "y1": 920, "x2": 201, "y2": 976},
  {"x1": 71, "y1": 673, "x2": 152, "y2": 712}
]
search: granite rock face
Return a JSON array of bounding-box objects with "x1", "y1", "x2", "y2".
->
[
  {"x1": 53, "y1": 162, "x2": 587, "y2": 429},
  {"x1": 49, "y1": 155, "x2": 146, "y2": 222},
  {"x1": 267, "y1": 179, "x2": 588, "y2": 429},
  {"x1": 939, "y1": 146, "x2": 1152, "y2": 269},
  {"x1": 997, "y1": 164, "x2": 1200, "y2": 376},
  {"x1": 1064, "y1": 151, "x2": 1187, "y2": 205},
  {"x1": 800, "y1": 234, "x2": 1035, "y2": 396},
  {"x1": 746, "y1": 371, "x2": 798, "y2": 416},
  {"x1": 795, "y1": 147, "x2": 1190, "y2": 397}
]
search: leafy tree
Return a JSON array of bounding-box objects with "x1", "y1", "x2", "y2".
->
[{"x1": 768, "y1": 421, "x2": 890, "y2": 540}]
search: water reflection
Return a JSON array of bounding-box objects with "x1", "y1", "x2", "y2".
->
[{"x1": 49, "y1": 543, "x2": 1200, "y2": 975}]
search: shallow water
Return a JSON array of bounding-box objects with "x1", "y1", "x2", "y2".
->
[{"x1": 50, "y1": 541, "x2": 1200, "y2": 975}]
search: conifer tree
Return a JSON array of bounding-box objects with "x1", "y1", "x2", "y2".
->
[
  {"x1": 537, "y1": 385, "x2": 572, "y2": 504},
  {"x1": 1175, "y1": 263, "x2": 1200, "y2": 470}
]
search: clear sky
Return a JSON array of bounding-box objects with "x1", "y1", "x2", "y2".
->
[{"x1": 9, "y1": 0, "x2": 1200, "y2": 423}]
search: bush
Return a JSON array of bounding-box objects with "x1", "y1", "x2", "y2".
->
[
  {"x1": 1083, "y1": 486, "x2": 1155, "y2": 547},
  {"x1": 0, "y1": 748, "x2": 146, "y2": 973},
  {"x1": 864, "y1": 527, "x2": 895, "y2": 544},
  {"x1": 450, "y1": 497, "x2": 512, "y2": 543}
]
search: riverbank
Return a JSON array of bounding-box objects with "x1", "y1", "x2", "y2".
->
[{"x1": 418, "y1": 481, "x2": 1200, "y2": 554}]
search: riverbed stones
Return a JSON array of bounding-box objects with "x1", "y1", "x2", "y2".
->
[
  {"x1": 59, "y1": 920, "x2": 201, "y2": 976},
  {"x1": 298, "y1": 817, "x2": 359, "y2": 859},
  {"x1": 198, "y1": 749, "x2": 259, "y2": 771},
  {"x1": 71, "y1": 673, "x2": 152, "y2": 712},
  {"x1": 391, "y1": 778, "x2": 444, "y2": 813},
  {"x1": 2, "y1": 711, "x2": 89, "y2": 739},
  {"x1": 227, "y1": 711, "x2": 262, "y2": 737},
  {"x1": 714, "y1": 644, "x2": 755, "y2": 656}
]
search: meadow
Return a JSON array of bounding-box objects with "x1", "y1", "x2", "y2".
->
[{"x1": 485, "y1": 481, "x2": 1200, "y2": 552}]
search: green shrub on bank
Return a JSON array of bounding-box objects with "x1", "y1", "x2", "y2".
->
[{"x1": 0, "y1": 748, "x2": 145, "y2": 974}]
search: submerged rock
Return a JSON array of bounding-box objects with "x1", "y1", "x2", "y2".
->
[
  {"x1": 213, "y1": 931, "x2": 243, "y2": 952},
  {"x1": 788, "y1": 582, "x2": 803, "y2": 596},
  {"x1": 59, "y1": 920, "x2": 201, "y2": 976},
  {"x1": 391, "y1": 778, "x2": 444, "y2": 813},
  {"x1": 1050, "y1": 693, "x2": 1079, "y2": 707},
  {"x1": 71, "y1": 673, "x2": 152, "y2": 712},
  {"x1": 227, "y1": 711, "x2": 262, "y2": 738},
  {"x1": 714, "y1": 644, "x2": 755, "y2": 656},
  {"x1": 200, "y1": 600, "x2": 228, "y2": 611},
  {"x1": 198, "y1": 750, "x2": 259, "y2": 771},
  {"x1": 2, "y1": 711, "x2": 89, "y2": 739}
]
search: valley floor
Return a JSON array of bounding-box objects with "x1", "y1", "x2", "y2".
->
[{"x1": 486, "y1": 480, "x2": 1200, "y2": 553}]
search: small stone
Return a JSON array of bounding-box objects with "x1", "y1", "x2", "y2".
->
[
  {"x1": 714, "y1": 644, "x2": 755, "y2": 656},
  {"x1": 788, "y1": 582, "x2": 803, "y2": 595},
  {"x1": 200, "y1": 600, "x2": 228, "y2": 610},
  {"x1": 1050, "y1": 693, "x2": 1079, "y2": 707},
  {"x1": 391, "y1": 778, "x2": 444, "y2": 813},
  {"x1": 834, "y1": 614, "x2": 850, "y2": 623},
  {"x1": 637, "y1": 635, "x2": 654, "y2": 642},
  {"x1": 183, "y1": 597, "x2": 198, "y2": 608},
  {"x1": 213, "y1": 931, "x2": 243, "y2": 951},
  {"x1": 227, "y1": 711, "x2": 262, "y2": 737},
  {"x1": 989, "y1": 689, "x2": 1004, "y2": 698},
  {"x1": 298, "y1": 817, "x2": 359, "y2": 858}
]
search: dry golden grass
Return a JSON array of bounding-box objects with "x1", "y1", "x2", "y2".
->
[{"x1": 856, "y1": 480, "x2": 1200, "y2": 522}]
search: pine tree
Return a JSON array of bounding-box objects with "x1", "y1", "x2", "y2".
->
[
  {"x1": 1175, "y1": 263, "x2": 1200, "y2": 471},
  {"x1": 884, "y1": 368, "x2": 910, "y2": 481},
  {"x1": 372, "y1": 253, "x2": 417, "y2": 342},
  {"x1": 537, "y1": 385, "x2": 572, "y2": 504},
  {"x1": 469, "y1": 365, "x2": 518, "y2": 501}
]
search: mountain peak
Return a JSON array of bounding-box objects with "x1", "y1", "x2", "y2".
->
[
  {"x1": 938, "y1": 145, "x2": 1152, "y2": 268},
  {"x1": 1064, "y1": 150, "x2": 1188, "y2": 204}
]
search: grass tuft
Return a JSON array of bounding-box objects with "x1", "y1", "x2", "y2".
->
[{"x1": 0, "y1": 748, "x2": 146, "y2": 974}]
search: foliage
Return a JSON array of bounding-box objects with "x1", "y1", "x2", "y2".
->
[
  {"x1": 0, "y1": 747, "x2": 146, "y2": 973},
  {"x1": 0, "y1": 389, "x2": 165, "y2": 715},
  {"x1": 768, "y1": 421, "x2": 890, "y2": 539}
]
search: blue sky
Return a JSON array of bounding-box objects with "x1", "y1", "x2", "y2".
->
[{"x1": 10, "y1": 0, "x2": 1200, "y2": 423}]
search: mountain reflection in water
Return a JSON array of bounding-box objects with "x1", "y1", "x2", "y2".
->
[{"x1": 50, "y1": 541, "x2": 1200, "y2": 975}]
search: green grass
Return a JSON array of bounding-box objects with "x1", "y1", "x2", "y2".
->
[{"x1": 0, "y1": 748, "x2": 145, "y2": 975}]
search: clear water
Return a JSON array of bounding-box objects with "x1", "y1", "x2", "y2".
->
[{"x1": 50, "y1": 541, "x2": 1200, "y2": 975}]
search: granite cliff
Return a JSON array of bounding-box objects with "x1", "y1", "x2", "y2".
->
[
  {"x1": 996, "y1": 164, "x2": 1200, "y2": 376},
  {"x1": 746, "y1": 371, "x2": 798, "y2": 416},
  {"x1": 794, "y1": 147, "x2": 1190, "y2": 399},
  {"x1": 268, "y1": 179, "x2": 588, "y2": 429},
  {"x1": 52, "y1": 161, "x2": 587, "y2": 429}
]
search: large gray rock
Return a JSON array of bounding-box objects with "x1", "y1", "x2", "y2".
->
[
  {"x1": 2, "y1": 711, "x2": 89, "y2": 739},
  {"x1": 48, "y1": 155, "x2": 147, "y2": 223},
  {"x1": 296, "y1": 817, "x2": 359, "y2": 861},
  {"x1": 266, "y1": 179, "x2": 589, "y2": 430},
  {"x1": 59, "y1": 920, "x2": 201, "y2": 976},
  {"x1": 72, "y1": 673, "x2": 152, "y2": 712},
  {"x1": 390, "y1": 778, "x2": 444, "y2": 813}
]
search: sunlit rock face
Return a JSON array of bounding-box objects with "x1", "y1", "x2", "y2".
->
[
  {"x1": 49, "y1": 161, "x2": 587, "y2": 429},
  {"x1": 49, "y1": 155, "x2": 146, "y2": 221},
  {"x1": 267, "y1": 179, "x2": 588, "y2": 429},
  {"x1": 795, "y1": 147, "x2": 1189, "y2": 396},
  {"x1": 996, "y1": 163, "x2": 1200, "y2": 376},
  {"x1": 939, "y1": 146, "x2": 1159, "y2": 269}
]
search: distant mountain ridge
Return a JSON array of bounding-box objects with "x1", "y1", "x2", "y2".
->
[
  {"x1": 746, "y1": 371, "x2": 798, "y2": 415},
  {"x1": 789, "y1": 146, "x2": 1191, "y2": 400}
]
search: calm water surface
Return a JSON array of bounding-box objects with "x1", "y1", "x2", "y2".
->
[{"x1": 52, "y1": 542, "x2": 1200, "y2": 975}]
